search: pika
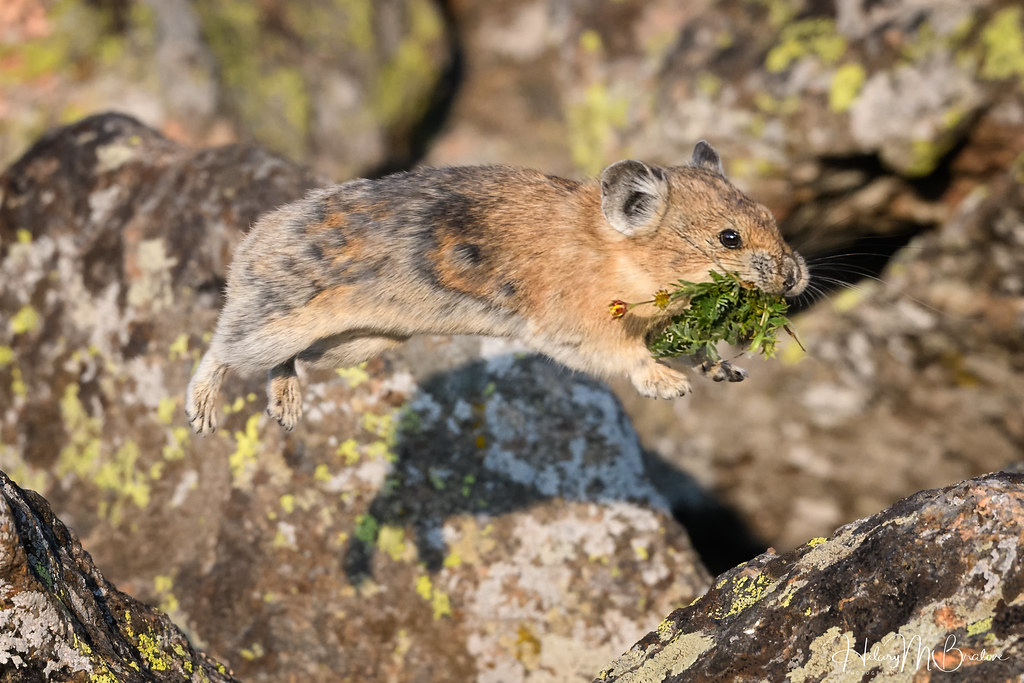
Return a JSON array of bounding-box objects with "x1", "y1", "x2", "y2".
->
[{"x1": 186, "y1": 142, "x2": 808, "y2": 435}]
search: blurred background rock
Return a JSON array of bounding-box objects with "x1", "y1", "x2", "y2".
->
[{"x1": 1, "y1": 1, "x2": 1023, "y2": 680}]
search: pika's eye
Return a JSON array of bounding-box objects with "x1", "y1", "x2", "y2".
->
[{"x1": 719, "y1": 228, "x2": 742, "y2": 249}]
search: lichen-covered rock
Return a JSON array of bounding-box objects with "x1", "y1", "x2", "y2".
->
[
  {"x1": 597, "y1": 472, "x2": 1024, "y2": 682},
  {"x1": 0, "y1": 470, "x2": 238, "y2": 682},
  {"x1": 0, "y1": 0, "x2": 453, "y2": 178},
  {"x1": 0, "y1": 113, "x2": 710, "y2": 682}
]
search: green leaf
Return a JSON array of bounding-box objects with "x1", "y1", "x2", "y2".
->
[{"x1": 648, "y1": 271, "x2": 794, "y2": 362}]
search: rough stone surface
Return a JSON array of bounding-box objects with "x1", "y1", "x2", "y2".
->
[
  {"x1": 0, "y1": 0, "x2": 453, "y2": 178},
  {"x1": 597, "y1": 472, "x2": 1024, "y2": 682},
  {"x1": 0, "y1": 470, "x2": 238, "y2": 682},
  {"x1": 0, "y1": 114, "x2": 711, "y2": 682}
]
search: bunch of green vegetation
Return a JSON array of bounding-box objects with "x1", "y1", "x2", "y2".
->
[{"x1": 610, "y1": 271, "x2": 797, "y2": 362}]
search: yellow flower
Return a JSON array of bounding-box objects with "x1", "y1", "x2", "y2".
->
[
  {"x1": 653, "y1": 289, "x2": 670, "y2": 310},
  {"x1": 608, "y1": 300, "x2": 628, "y2": 319}
]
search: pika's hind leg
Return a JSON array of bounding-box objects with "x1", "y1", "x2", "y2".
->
[
  {"x1": 699, "y1": 358, "x2": 748, "y2": 383},
  {"x1": 186, "y1": 351, "x2": 229, "y2": 436},
  {"x1": 305, "y1": 335, "x2": 408, "y2": 368},
  {"x1": 267, "y1": 357, "x2": 302, "y2": 431}
]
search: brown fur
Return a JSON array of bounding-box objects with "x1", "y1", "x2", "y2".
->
[{"x1": 186, "y1": 142, "x2": 808, "y2": 434}]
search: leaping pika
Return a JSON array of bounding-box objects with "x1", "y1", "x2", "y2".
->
[{"x1": 186, "y1": 142, "x2": 808, "y2": 435}]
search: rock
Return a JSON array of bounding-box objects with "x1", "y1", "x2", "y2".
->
[
  {"x1": 597, "y1": 471, "x2": 1024, "y2": 682},
  {"x1": 0, "y1": 0, "x2": 454, "y2": 179},
  {"x1": 0, "y1": 469, "x2": 238, "y2": 682},
  {"x1": 0, "y1": 113, "x2": 711, "y2": 682}
]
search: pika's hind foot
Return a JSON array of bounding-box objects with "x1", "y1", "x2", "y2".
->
[
  {"x1": 186, "y1": 385, "x2": 219, "y2": 435},
  {"x1": 267, "y1": 359, "x2": 303, "y2": 431},
  {"x1": 186, "y1": 355, "x2": 227, "y2": 436},
  {"x1": 700, "y1": 359, "x2": 748, "y2": 383}
]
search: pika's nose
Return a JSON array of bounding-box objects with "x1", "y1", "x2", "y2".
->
[{"x1": 781, "y1": 253, "x2": 808, "y2": 296}]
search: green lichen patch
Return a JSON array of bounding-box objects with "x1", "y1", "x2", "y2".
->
[
  {"x1": 980, "y1": 7, "x2": 1024, "y2": 82},
  {"x1": 766, "y1": 18, "x2": 846, "y2": 73},
  {"x1": 370, "y1": 0, "x2": 445, "y2": 125},
  {"x1": 229, "y1": 414, "x2": 262, "y2": 487},
  {"x1": 9, "y1": 305, "x2": 40, "y2": 335},
  {"x1": 567, "y1": 82, "x2": 630, "y2": 178},
  {"x1": 711, "y1": 571, "x2": 777, "y2": 619},
  {"x1": 829, "y1": 63, "x2": 866, "y2": 113}
]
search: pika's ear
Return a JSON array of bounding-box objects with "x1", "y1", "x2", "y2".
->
[
  {"x1": 690, "y1": 140, "x2": 725, "y2": 175},
  {"x1": 600, "y1": 160, "x2": 669, "y2": 237}
]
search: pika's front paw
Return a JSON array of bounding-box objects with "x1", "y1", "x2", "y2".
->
[
  {"x1": 631, "y1": 361, "x2": 692, "y2": 399},
  {"x1": 700, "y1": 359, "x2": 748, "y2": 383},
  {"x1": 267, "y1": 373, "x2": 303, "y2": 431}
]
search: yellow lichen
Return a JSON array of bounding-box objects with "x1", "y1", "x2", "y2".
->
[
  {"x1": 779, "y1": 336, "x2": 807, "y2": 366},
  {"x1": 336, "y1": 363, "x2": 370, "y2": 388},
  {"x1": 155, "y1": 575, "x2": 181, "y2": 615},
  {"x1": 432, "y1": 588, "x2": 452, "y2": 620},
  {"x1": 0, "y1": 346, "x2": 13, "y2": 368},
  {"x1": 714, "y1": 572, "x2": 776, "y2": 619},
  {"x1": 967, "y1": 616, "x2": 993, "y2": 637},
  {"x1": 136, "y1": 632, "x2": 169, "y2": 671},
  {"x1": 156, "y1": 397, "x2": 177, "y2": 425},
  {"x1": 280, "y1": 494, "x2": 296, "y2": 514},
  {"x1": 229, "y1": 414, "x2": 262, "y2": 486},
  {"x1": 415, "y1": 574, "x2": 433, "y2": 601},
  {"x1": 370, "y1": 0, "x2": 444, "y2": 129},
  {"x1": 94, "y1": 440, "x2": 151, "y2": 524},
  {"x1": 515, "y1": 624, "x2": 542, "y2": 665},
  {"x1": 162, "y1": 426, "x2": 190, "y2": 462},
  {"x1": 567, "y1": 82, "x2": 630, "y2": 177},
  {"x1": 377, "y1": 525, "x2": 408, "y2": 562},
  {"x1": 829, "y1": 63, "x2": 866, "y2": 113},
  {"x1": 656, "y1": 617, "x2": 676, "y2": 641},
  {"x1": 57, "y1": 384, "x2": 103, "y2": 479},
  {"x1": 362, "y1": 411, "x2": 397, "y2": 442},
  {"x1": 832, "y1": 286, "x2": 868, "y2": 313},
  {"x1": 10, "y1": 305, "x2": 39, "y2": 334},
  {"x1": 171, "y1": 643, "x2": 192, "y2": 674},
  {"x1": 766, "y1": 18, "x2": 846, "y2": 73},
  {"x1": 239, "y1": 643, "x2": 265, "y2": 661},
  {"x1": 223, "y1": 396, "x2": 245, "y2": 415},
  {"x1": 337, "y1": 438, "x2": 361, "y2": 465},
  {"x1": 580, "y1": 29, "x2": 603, "y2": 54},
  {"x1": 906, "y1": 138, "x2": 948, "y2": 178},
  {"x1": 168, "y1": 333, "x2": 189, "y2": 361},
  {"x1": 696, "y1": 72, "x2": 723, "y2": 98},
  {"x1": 980, "y1": 7, "x2": 1024, "y2": 82},
  {"x1": 365, "y1": 440, "x2": 395, "y2": 462}
]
